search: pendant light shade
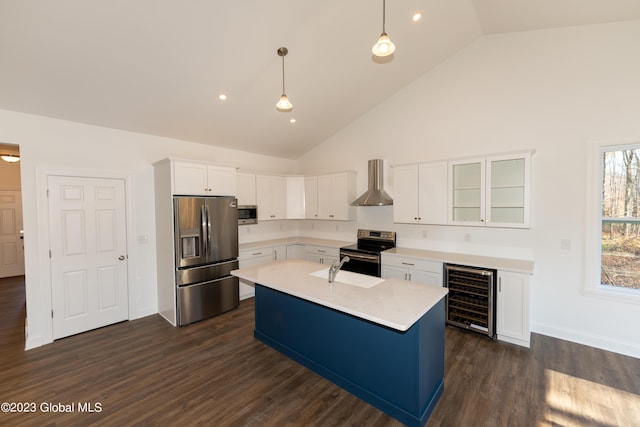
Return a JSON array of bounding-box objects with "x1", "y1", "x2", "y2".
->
[
  {"x1": 276, "y1": 47, "x2": 293, "y2": 112},
  {"x1": 372, "y1": 0, "x2": 395, "y2": 57}
]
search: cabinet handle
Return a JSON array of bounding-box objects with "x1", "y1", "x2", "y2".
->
[
  {"x1": 499, "y1": 277, "x2": 502, "y2": 292},
  {"x1": 252, "y1": 252, "x2": 262, "y2": 256},
  {"x1": 318, "y1": 250, "x2": 326, "y2": 253},
  {"x1": 404, "y1": 273, "x2": 408, "y2": 280},
  {"x1": 401, "y1": 262, "x2": 415, "y2": 266},
  {"x1": 329, "y1": 215, "x2": 334, "y2": 218},
  {"x1": 408, "y1": 273, "x2": 412, "y2": 281}
]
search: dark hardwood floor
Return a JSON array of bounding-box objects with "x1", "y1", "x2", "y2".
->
[{"x1": 1, "y1": 276, "x2": 639, "y2": 426}]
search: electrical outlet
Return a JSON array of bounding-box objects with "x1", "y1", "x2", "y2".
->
[
  {"x1": 561, "y1": 239, "x2": 571, "y2": 250},
  {"x1": 311, "y1": 223, "x2": 315, "y2": 230},
  {"x1": 464, "y1": 233, "x2": 470, "y2": 242},
  {"x1": 422, "y1": 230, "x2": 428, "y2": 239}
]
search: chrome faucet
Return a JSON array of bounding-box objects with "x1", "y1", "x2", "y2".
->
[{"x1": 328, "y1": 256, "x2": 350, "y2": 283}]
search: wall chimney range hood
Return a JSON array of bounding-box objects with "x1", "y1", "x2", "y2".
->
[{"x1": 351, "y1": 159, "x2": 393, "y2": 206}]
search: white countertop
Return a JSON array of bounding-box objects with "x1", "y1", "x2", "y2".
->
[
  {"x1": 239, "y1": 237, "x2": 354, "y2": 251},
  {"x1": 383, "y1": 247, "x2": 535, "y2": 274},
  {"x1": 231, "y1": 259, "x2": 448, "y2": 332}
]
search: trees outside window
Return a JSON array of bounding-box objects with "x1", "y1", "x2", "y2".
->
[{"x1": 601, "y1": 147, "x2": 640, "y2": 290}]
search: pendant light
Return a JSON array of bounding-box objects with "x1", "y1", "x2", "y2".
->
[
  {"x1": 1, "y1": 154, "x2": 20, "y2": 163},
  {"x1": 276, "y1": 47, "x2": 293, "y2": 112},
  {"x1": 372, "y1": 0, "x2": 395, "y2": 57}
]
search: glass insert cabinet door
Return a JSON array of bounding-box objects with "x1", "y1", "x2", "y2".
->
[
  {"x1": 448, "y1": 152, "x2": 531, "y2": 228},
  {"x1": 488, "y1": 158, "x2": 525, "y2": 225},
  {"x1": 450, "y1": 158, "x2": 485, "y2": 225}
]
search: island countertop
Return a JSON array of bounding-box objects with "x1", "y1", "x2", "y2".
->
[{"x1": 231, "y1": 259, "x2": 448, "y2": 332}]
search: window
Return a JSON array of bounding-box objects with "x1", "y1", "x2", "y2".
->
[{"x1": 601, "y1": 147, "x2": 640, "y2": 290}]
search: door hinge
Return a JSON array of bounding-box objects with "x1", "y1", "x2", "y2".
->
[
  {"x1": 46, "y1": 189, "x2": 50, "y2": 198},
  {"x1": 51, "y1": 310, "x2": 54, "y2": 319},
  {"x1": 49, "y1": 250, "x2": 52, "y2": 258}
]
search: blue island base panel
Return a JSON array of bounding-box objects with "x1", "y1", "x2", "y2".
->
[{"x1": 253, "y1": 284, "x2": 446, "y2": 427}]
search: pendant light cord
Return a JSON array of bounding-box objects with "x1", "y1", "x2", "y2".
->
[
  {"x1": 382, "y1": 0, "x2": 386, "y2": 34},
  {"x1": 281, "y1": 55, "x2": 286, "y2": 94}
]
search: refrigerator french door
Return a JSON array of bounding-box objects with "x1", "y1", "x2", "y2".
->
[{"x1": 174, "y1": 196, "x2": 239, "y2": 325}]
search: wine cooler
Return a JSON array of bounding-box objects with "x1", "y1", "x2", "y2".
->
[{"x1": 444, "y1": 264, "x2": 497, "y2": 338}]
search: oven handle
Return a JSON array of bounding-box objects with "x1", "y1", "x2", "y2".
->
[{"x1": 340, "y1": 250, "x2": 379, "y2": 263}]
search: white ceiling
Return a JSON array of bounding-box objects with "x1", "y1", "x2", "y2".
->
[{"x1": 1, "y1": 1, "x2": 639, "y2": 159}]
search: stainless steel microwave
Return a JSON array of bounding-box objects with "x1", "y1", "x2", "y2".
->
[{"x1": 237, "y1": 205, "x2": 258, "y2": 225}]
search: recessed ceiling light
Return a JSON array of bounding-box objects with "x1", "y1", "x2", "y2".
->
[
  {"x1": 289, "y1": 118, "x2": 296, "y2": 124},
  {"x1": 218, "y1": 94, "x2": 227, "y2": 101},
  {"x1": 412, "y1": 12, "x2": 422, "y2": 22}
]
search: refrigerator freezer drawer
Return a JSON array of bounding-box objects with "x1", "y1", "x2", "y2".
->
[
  {"x1": 176, "y1": 259, "x2": 239, "y2": 286},
  {"x1": 177, "y1": 276, "x2": 239, "y2": 325}
]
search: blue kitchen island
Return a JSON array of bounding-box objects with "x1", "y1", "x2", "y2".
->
[{"x1": 232, "y1": 260, "x2": 448, "y2": 427}]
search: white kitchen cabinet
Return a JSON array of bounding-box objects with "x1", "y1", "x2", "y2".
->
[
  {"x1": 304, "y1": 176, "x2": 319, "y2": 219},
  {"x1": 239, "y1": 247, "x2": 275, "y2": 300},
  {"x1": 381, "y1": 254, "x2": 443, "y2": 287},
  {"x1": 315, "y1": 172, "x2": 357, "y2": 220},
  {"x1": 236, "y1": 172, "x2": 256, "y2": 205},
  {"x1": 496, "y1": 271, "x2": 531, "y2": 347},
  {"x1": 448, "y1": 152, "x2": 531, "y2": 228},
  {"x1": 305, "y1": 245, "x2": 339, "y2": 265},
  {"x1": 256, "y1": 174, "x2": 287, "y2": 220},
  {"x1": 273, "y1": 245, "x2": 287, "y2": 261},
  {"x1": 173, "y1": 161, "x2": 236, "y2": 196},
  {"x1": 286, "y1": 243, "x2": 306, "y2": 260},
  {"x1": 286, "y1": 176, "x2": 305, "y2": 219},
  {"x1": 487, "y1": 154, "x2": 531, "y2": 227},
  {"x1": 392, "y1": 162, "x2": 447, "y2": 225}
]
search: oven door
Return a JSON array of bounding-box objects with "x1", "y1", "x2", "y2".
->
[{"x1": 339, "y1": 250, "x2": 380, "y2": 277}]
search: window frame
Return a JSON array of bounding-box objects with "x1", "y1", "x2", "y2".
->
[{"x1": 585, "y1": 139, "x2": 640, "y2": 304}]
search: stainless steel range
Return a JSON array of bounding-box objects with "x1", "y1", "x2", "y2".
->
[{"x1": 339, "y1": 229, "x2": 396, "y2": 277}]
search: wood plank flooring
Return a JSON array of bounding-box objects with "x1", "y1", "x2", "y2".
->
[{"x1": 1, "y1": 276, "x2": 639, "y2": 426}]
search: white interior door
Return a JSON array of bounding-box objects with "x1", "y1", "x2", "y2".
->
[
  {"x1": 48, "y1": 176, "x2": 129, "y2": 339},
  {"x1": 0, "y1": 190, "x2": 25, "y2": 278}
]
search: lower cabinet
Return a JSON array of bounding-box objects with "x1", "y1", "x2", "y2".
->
[
  {"x1": 238, "y1": 247, "x2": 274, "y2": 300},
  {"x1": 496, "y1": 271, "x2": 531, "y2": 347},
  {"x1": 305, "y1": 245, "x2": 339, "y2": 265},
  {"x1": 286, "y1": 243, "x2": 306, "y2": 260},
  {"x1": 273, "y1": 245, "x2": 286, "y2": 261},
  {"x1": 381, "y1": 254, "x2": 443, "y2": 287}
]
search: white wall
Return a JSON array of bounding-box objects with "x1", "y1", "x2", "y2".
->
[
  {"x1": 297, "y1": 21, "x2": 640, "y2": 357},
  {"x1": 0, "y1": 109, "x2": 296, "y2": 349}
]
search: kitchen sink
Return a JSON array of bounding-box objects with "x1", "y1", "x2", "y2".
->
[{"x1": 309, "y1": 268, "x2": 385, "y2": 288}]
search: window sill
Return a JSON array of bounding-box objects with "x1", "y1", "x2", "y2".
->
[{"x1": 583, "y1": 285, "x2": 640, "y2": 305}]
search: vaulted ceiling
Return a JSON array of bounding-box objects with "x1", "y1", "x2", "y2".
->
[{"x1": 1, "y1": 1, "x2": 639, "y2": 159}]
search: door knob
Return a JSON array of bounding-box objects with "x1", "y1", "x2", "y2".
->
[{"x1": 118, "y1": 255, "x2": 126, "y2": 261}]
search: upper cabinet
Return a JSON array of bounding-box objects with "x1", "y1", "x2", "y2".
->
[
  {"x1": 236, "y1": 172, "x2": 256, "y2": 205},
  {"x1": 448, "y1": 152, "x2": 531, "y2": 228},
  {"x1": 173, "y1": 161, "x2": 236, "y2": 196},
  {"x1": 256, "y1": 174, "x2": 287, "y2": 221},
  {"x1": 393, "y1": 162, "x2": 447, "y2": 225},
  {"x1": 304, "y1": 176, "x2": 319, "y2": 219},
  {"x1": 286, "y1": 176, "x2": 306, "y2": 220},
  {"x1": 315, "y1": 172, "x2": 357, "y2": 221}
]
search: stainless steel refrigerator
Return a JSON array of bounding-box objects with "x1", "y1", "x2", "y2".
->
[{"x1": 174, "y1": 196, "x2": 239, "y2": 325}]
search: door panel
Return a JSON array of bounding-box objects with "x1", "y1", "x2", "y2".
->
[
  {"x1": 0, "y1": 191, "x2": 25, "y2": 278},
  {"x1": 49, "y1": 176, "x2": 128, "y2": 339}
]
